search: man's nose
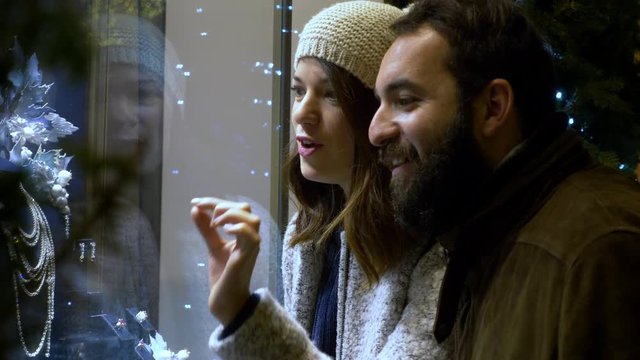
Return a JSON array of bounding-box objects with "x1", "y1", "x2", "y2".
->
[{"x1": 369, "y1": 105, "x2": 397, "y2": 147}]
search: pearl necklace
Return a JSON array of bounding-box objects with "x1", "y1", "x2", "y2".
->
[{"x1": 2, "y1": 183, "x2": 56, "y2": 358}]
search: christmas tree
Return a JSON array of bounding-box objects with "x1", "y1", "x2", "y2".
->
[
  {"x1": 521, "y1": 0, "x2": 640, "y2": 176},
  {"x1": 385, "y1": 0, "x2": 640, "y2": 177}
]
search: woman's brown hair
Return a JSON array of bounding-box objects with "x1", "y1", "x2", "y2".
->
[{"x1": 284, "y1": 57, "x2": 409, "y2": 284}]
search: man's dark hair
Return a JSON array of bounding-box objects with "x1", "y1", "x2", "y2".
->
[
  {"x1": 383, "y1": 0, "x2": 413, "y2": 9},
  {"x1": 392, "y1": 0, "x2": 558, "y2": 138}
]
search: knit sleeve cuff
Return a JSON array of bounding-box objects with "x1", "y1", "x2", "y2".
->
[
  {"x1": 219, "y1": 292, "x2": 260, "y2": 340},
  {"x1": 209, "y1": 288, "x2": 330, "y2": 359}
]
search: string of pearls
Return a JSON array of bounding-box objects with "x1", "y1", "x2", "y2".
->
[{"x1": 2, "y1": 183, "x2": 56, "y2": 358}]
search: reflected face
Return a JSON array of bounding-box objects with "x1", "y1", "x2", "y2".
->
[
  {"x1": 107, "y1": 63, "x2": 164, "y2": 172},
  {"x1": 370, "y1": 27, "x2": 488, "y2": 234},
  {"x1": 291, "y1": 58, "x2": 354, "y2": 192}
]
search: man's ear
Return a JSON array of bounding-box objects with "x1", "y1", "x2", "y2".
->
[{"x1": 475, "y1": 79, "x2": 514, "y2": 138}]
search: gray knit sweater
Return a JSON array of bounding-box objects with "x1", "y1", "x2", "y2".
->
[{"x1": 208, "y1": 216, "x2": 452, "y2": 359}]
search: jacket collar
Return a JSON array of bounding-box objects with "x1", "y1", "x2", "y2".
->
[{"x1": 433, "y1": 114, "x2": 596, "y2": 342}]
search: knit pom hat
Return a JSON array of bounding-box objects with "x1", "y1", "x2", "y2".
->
[
  {"x1": 101, "y1": 14, "x2": 183, "y2": 101},
  {"x1": 294, "y1": 1, "x2": 403, "y2": 89}
]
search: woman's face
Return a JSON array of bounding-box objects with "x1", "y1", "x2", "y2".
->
[
  {"x1": 106, "y1": 63, "x2": 164, "y2": 173},
  {"x1": 291, "y1": 58, "x2": 355, "y2": 193}
]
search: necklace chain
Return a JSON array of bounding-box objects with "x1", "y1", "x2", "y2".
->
[{"x1": 2, "y1": 183, "x2": 56, "y2": 358}]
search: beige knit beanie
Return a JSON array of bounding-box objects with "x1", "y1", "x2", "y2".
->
[
  {"x1": 101, "y1": 13, "x2": 183, "y2": 101},
  {"x1": 294, "y1": 1, "x2": 403, "y2": 89}
]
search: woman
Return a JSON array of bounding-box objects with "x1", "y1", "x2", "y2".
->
[{"x1": 191, "y1": 2, "x2": 451, "y2": 358}]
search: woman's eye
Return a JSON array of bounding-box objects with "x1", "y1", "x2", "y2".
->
[
  {"x1": 139, "y1": 85, "x2": 162, "y2": 106},
  {"x1": 325, "y1": 90, "x2": 338, "y2": 104},
  {"x1": 290, "y1": 85, "x2": 305, "y2": 99}
]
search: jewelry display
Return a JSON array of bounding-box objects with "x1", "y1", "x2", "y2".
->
[
  {"x1": 90, "y1": 241, "x2": 96, "y2": 262},
  {"x1": 115, "y1": 318, "x2": 127, "y2": 330},
  {"x1": 135, "y1": 310, "x2": 149, "y2": 324},
  {"x1": 1, "y1": 40, "x2": 78, "y2": 358},
  {"x1": 120, "y1": 307, "x2": 190, "y2": 359},
  {"x1": 79, "y1": 242, "x2": 85, "y2": 262},
  {"x1": 0, "y1": 39, "x2": 77, "y2": 224},
  {"x1": 76, "y1": 239, "x2": 97, "y2": 263},
  {"x1": 1, "y1": 183, "x2": 56, "y2": 358}
]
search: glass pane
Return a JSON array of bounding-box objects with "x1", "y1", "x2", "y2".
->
[
  {"x1": 3, "y1": 0, "x2": 636, "y2": 359},
  {"x1": 1, "y1": 0, "x2": 277, "y2": 358},
  {"x1": 159, "y1": 1, "x2": 276, "y2": 358}
]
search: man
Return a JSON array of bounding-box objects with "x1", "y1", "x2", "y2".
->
[{"x1": 369, "y1": 0, "x2": 640, "y2": 359}]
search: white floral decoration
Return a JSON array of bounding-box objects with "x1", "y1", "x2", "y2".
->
[
  {"x1": 148, "y1": 332, "x2": 190, "y2": 360},
  {"x1": 0, "y1": 39, "x2": 78, "y2": 214}
]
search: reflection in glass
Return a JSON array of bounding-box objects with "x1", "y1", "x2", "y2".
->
[{"x1": 98, "y1": 12, "x2": 170, "y2": 329}]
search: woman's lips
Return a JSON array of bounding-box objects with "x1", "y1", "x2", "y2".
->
[
  {"x1": 298, "y1": 145, "x2": 320, "y2": 157},
  {"x1": 296, "y1": 136, "x2": 323, "y2": 157},
  {"x1": 298, "y1": 142, "x2": 323, "y2": 157}
]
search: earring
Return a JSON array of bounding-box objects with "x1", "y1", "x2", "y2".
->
[
  {"x1": 79, "y1": 242, "x2": 85, "y2": 262},
  {"x1": 90, "y1": 241, "x2": 96, "y2": 262}
]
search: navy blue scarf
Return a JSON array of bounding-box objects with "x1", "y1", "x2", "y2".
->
[{"x1": 310, "y1": 228, "x2": 341, "y2": 356}]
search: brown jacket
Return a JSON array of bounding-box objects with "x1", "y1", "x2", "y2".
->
[{"x1": 435, "y1": 129, "x2": 640, "y2": 359}]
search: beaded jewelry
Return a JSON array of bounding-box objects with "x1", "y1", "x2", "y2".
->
[
  {"x1": 2, "y1": 184, "x2": 56, "y2": 357},
  {"x1": 1, "y1": 39, "x2": 78, "y2": 358}
]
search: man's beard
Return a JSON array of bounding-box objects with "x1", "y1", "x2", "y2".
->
[{"x1": 382, "y1": 104, "x2": 492, "y2": 238}]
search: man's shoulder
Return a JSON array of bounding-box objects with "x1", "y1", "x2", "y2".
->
[
  {"x1": 561, "y1": 164, "x2": 640, "y2": 197},
  {"x1": 515, "y1": 164, "x2": 640, "y2": 263}
]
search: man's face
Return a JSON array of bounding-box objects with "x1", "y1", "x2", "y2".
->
[{"x1": 370, "y1": 26, "x2": 489, "y2": 235}]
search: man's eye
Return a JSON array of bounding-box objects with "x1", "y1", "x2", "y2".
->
[{"x1": 396, "y1": 97, "x2": 417, "y2": 108}]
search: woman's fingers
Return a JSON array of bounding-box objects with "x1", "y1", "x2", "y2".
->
[
  {"x1": 189, "y1": 197, "x2": 262, "y2": 325},
  {"x1": 216, "y1": 210, "x2": 261, "y2": 257},
  {"x1": 191, "y1": 197, "x2": 251, "y2": 214},
  {"x1": 190, "y1": 197, "x2": 260, "y2": 252},
  {"x1": 213, "y1": 201, "x2": 251, "y2": 218},
  {"x1": 190, "y1": 197, "x2": 220, "y2": 208},
  {"x1": 192, "y1": 198, "x2": 254, "y2": 225},
  {"x1": 190, "y1": 205, "x2": 226, "y2": 252},
  {"x1": 211, "y1": 208, "x2": 260, "y2": 230}
]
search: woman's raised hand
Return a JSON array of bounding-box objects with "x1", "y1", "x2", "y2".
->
[{"x1": 190, "y1": 197, "x2": 261, "y2": 326}]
